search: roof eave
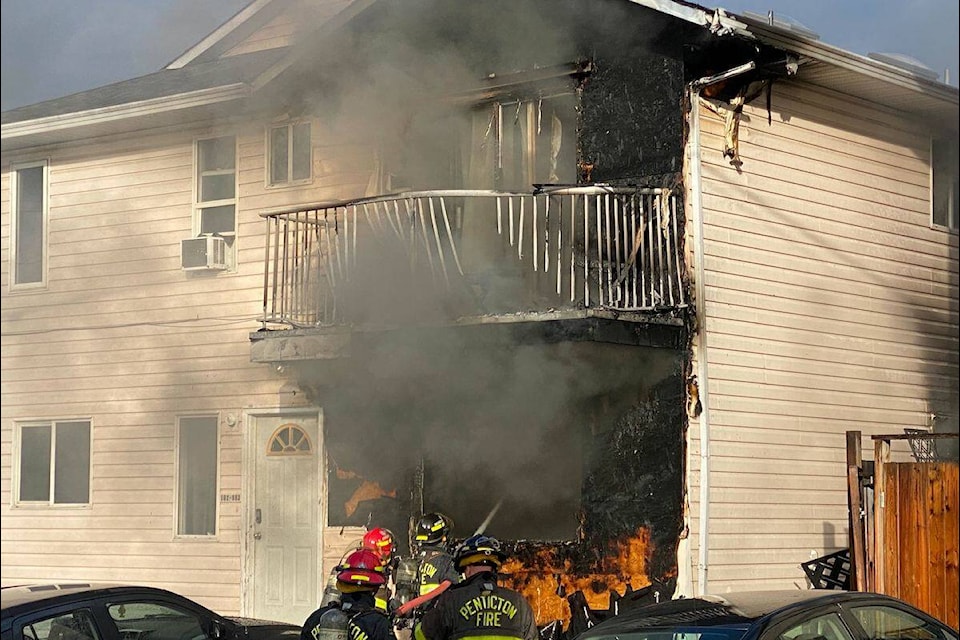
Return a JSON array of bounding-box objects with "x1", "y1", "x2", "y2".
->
[
  {"x1": 735, "y1": 15, "x2": 959, "y2": 106},
  {"x1": 1, "y1": 84, "x2": 250, "y2": 146},
  {"x1": 166, "y1": 0, "x2": 277, "y2": 70}
]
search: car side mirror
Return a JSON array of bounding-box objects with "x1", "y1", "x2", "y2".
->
[{"x1": 209, "y1": 620, "x2": 226, "y2": 640}]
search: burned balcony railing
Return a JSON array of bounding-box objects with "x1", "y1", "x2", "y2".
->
[{"x1": 260, "y1": 186, "x2": 686, "y2": 328}]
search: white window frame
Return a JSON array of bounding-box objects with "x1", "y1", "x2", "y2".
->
[
  {"x1": 174, "y1": 414, "x2": 221, "y2": 539},
  {"x1": 13, "y1": 418, "x2": 92, "y2": 508},
  {"x1": 931, "y1": 136, "x2": 958, "y2": 232},
  {"x1": 193, "y1": 135, "x2": 238, "y2": 269},
  {"x1": 471, "y1": 94, "x2": 576, "y2": 191},
  {"x1": 266, "y1": 121, "x2": 313, "y2": 187},
  {"x1": 9, "y1": 160, "x2": 50, "y2": 290}
]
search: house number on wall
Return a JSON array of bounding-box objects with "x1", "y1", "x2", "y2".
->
[{"x1": 220, "y1": 493, "x2": 241, "y2": 503}]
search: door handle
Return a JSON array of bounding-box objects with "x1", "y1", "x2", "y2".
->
[{"x1": 253, "y1": 532, "x2": 262, "y2": 540}]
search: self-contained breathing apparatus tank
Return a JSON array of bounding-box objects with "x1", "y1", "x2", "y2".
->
[
  {"x1": 319, "y1": 544, "x2": 357, "y2": 608},
  {"x1": 392, "y1": 556, "x2": 420, "y2": 608},
  {"x1": 313, "y1": 604, "x2": 353, "y2": 640},
  {"x1": 319, "y1": 571, "x2": 341, "y2": 607}
]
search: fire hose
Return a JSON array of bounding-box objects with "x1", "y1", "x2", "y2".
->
[
  {"x1": 393, "y1": 580, "x2": 451, "y2": 617},
  {"x1": 394, "y1": 499, "x2": 504, "y2": 618}
]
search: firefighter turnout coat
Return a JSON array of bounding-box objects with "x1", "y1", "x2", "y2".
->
[
  {"x1": 417, "y1": 546, "x2": 461, "y2": 596},
  {"x1": 414, "y1": 571, "x2": 539, "y2": 640}
]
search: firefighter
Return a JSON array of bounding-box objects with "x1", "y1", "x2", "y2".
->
[
  {"x1": 321, "y1": 528, "x2": 397, "y2": 612},
  {"x1": 413, "y1": 512, "x2": 459, "y2": 601},
  {"x1": 413, "y1": 535, "x2": 538, "y2": 640},
  {"x1": 302, "y1": 548, "x2": 395, "y2": 640},
  {"x1": 363, "y1": 527, "x2": 397, "y2": 568},
  {"x1": 363, "y1": 527, "x2": 398, "y2": 612},
  {"x1": 392, "y1": 512, "x2": 459, "y2": 622}
]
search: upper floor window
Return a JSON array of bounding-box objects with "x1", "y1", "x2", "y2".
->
[
  {"x1": 11, "y1": 161, "x2": 48, "y2": 287},
  {"x1": 16, "y1": 420, "x2": 91, "y2": 506},
  {"x1": 269, "y1": 122, "x2": 312, "y2": 186},
  {"x1": 932, "y1": 136, "x2": 958, "y2": 231},
  {"x1": 195, "y1": 136, "x2": 237, "y2": 264},
  {"x1": 468, "y1": 95, "x2": 577, "y2": 190},
  {"x1": 176, "y1": 415, "x2": 218, "y2": 536}
]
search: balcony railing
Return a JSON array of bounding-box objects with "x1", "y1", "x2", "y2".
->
[{"x1": 260, "y1": 185, "x2": 686, "y2": 328}]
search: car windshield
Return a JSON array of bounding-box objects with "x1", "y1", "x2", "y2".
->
[{"x1": 583, "y1": 629, "x2": 748, "y2": 640}]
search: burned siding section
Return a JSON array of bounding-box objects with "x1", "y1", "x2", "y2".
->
[
  {"x1": 581, "y1": 371, "x2": 684, "y2": 573},
  {"x1": 501, "y1": 370, "x2": 685, "y2": 625},
  {"x1": 579, "y1": 52, "x2": 685, "y2": 186}
]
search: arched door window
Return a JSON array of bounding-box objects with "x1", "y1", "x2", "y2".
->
[{"x1": 266, "y1": 423, "x2": 313, "y2": 455}]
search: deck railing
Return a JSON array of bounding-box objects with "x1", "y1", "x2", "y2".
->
[{"x1": 260, "y1": 185, "x2": 685, "y2": 328}]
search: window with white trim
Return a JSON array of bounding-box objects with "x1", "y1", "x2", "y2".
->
[
  {"x1": 176, "y1": 415, "x2": 218, "y2": 536},
  {"x1": 195, "y1": 136, "x2": 237, "y2": 264},
  {"x1": 16, "y1": 420, "x2": 91, "y2": 505},
  {"x1": 11, "y1": 161, "x2": 48, "y2": 286},
  {"x1": 269, "y1": 122, "x2": 312, "y2": 185},
  {"x1": 932, "y1": 137, "x2": 958, "y2": 231}
]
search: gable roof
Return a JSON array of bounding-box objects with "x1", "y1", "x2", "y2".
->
[
  {"x1": 164, "y1": 0, "x2": 284, "y2": 69},
  {"x1": 0, "y1": 0, "x2": 369, "y2": 152},
  {"x1": 0, "y1": 47, "x2": 291, "y2": 152},
  {"x1": 2, "y1": 0, "x2": 957, "y2": 152},
  {"x1": 1, "y1": 48, "x2": 285, "y2": 126}
]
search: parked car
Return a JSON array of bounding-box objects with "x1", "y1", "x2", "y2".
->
[
  {"x1": 574, "y1": 590, "x2": 958, "y2": 640},
  {"x1": 1, "y1": 584, "x2": 301, "y2": 640}
]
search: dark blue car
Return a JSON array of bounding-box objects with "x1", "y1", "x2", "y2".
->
[
  {"x1": 1, "y1": 584, "x2": 301, "y2": 640},
  {"x1": 574, "y1": 590, "x2": 957, "y2": 640}
]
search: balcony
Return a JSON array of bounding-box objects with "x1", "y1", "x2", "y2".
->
[{"x1": 259, "y1": 185, "x2": 685, "y2": 328}]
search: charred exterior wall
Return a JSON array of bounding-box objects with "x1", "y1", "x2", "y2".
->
[
  {"x1": 578, "y1": 52, "x2": 685, "y2": 186},
  {"x1": 582, "y1": 370, "x2": 684, "y2": 578},
  {"x1": 502, "y1": 370, "x2": 685, "y2": 625},
  {"x1": 287, "y1": 0, "x2": 690, "y2": 192}
]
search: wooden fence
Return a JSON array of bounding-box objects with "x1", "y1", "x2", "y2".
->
[{"x1": 847, "y1": 431, "x2": 959, "y2": 631}]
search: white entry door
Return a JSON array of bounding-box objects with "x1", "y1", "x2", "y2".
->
[{"x1": 251, "y1": 413, "x2": 322, "y2": 625}]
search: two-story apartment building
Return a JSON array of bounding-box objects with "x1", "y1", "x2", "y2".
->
[{"x1": 3, "y1": 0, "x2": 957, "y2": 630}]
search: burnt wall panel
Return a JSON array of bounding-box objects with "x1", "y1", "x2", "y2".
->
[
  {"x1": 581, "y1": 370, "x2": 685, "y2": 584},
  {"x1": 579, "y1": 53, "x2": 685, "y2": 185},
  {"x1": 502, "y1": 370, "x2": 685, "y2": 625}
]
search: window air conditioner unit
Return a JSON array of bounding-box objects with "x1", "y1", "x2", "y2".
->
[{"x1": 181, "y1": 235, "x2": 228, "y2": 271}]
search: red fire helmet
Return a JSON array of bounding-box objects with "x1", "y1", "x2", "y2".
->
[
  {"x1": 337, "y1": 548, "x2": 386, "y2": 587},
  {"x1": 362, "y1": 527, "x2": 395, "y2": 562}
]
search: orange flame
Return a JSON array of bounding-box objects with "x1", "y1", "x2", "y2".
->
[
  {"x1": 333, "y1": 462, "x2": 398, "y2": 518},
  {"x1": 344, "y1": 480, "x2": 398, "y2": 517},
  {"x1": 500, "y1": 528, "x2": 653, "y2": 626}
]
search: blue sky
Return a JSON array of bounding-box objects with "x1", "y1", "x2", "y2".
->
[
  {"x1": 1, "y1": 0, "x2": 958, "y2": 112},
  {"x1": 720, "y1": 0, "x2": 959, "y2": 81}
]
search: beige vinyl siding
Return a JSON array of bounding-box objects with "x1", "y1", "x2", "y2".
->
[
  {"x1": 687, "y1": 81, "x2": 959, "y2": 593},
  {"x1": 224, "y1": 13, "x2": 300, "y2": 56},
  {"x1": 322, "y1": 526, "x2": 367, "y2": 578},
  {"x1": 222, "y1": 0, "x2": 354, "y2": 58},
  {"x1": 1, "y1": 117, "x2": 379, "y2": 613}
]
